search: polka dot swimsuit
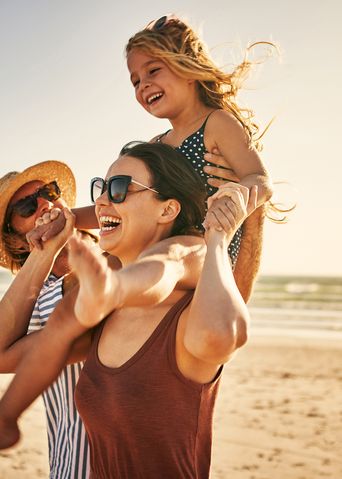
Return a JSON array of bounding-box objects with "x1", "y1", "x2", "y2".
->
[{"x1": 156, "y1": 114, "x2": 243, "y2": 268}]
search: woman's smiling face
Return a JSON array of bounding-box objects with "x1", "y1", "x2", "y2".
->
[{"x1": 95, "y1": 155, "x2": 170, "y2": 264}]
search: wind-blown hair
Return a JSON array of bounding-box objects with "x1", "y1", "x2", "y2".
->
[
  {"x1": 126, "y1": 15, "x2": 276, "y2": 151},
  {"x1": 120, "y1": 141, "x2": 206, "y2": 237}
]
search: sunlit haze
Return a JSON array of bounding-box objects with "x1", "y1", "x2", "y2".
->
[{"x1": 1, "y1": 0, "x2": 341, "y2": 276}]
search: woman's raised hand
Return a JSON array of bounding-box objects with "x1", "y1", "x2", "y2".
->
[{"x1": 203, "y1": 184, "x2": 258, "y2": 243}]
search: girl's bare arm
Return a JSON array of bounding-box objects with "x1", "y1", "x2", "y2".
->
[{"x1": 205, "y1": 110, "x2": 273, "y2": 205}]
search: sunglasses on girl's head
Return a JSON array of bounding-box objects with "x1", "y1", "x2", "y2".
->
[
  {"x1": 9, "y1": 181, "x2": 61, "y2": 218},
  {"x1": 145, "y1": 15, "x2": 179, "y2": 31},
  {"x1": 90, "y1": 175, "x2": 159, "y2": 204}
]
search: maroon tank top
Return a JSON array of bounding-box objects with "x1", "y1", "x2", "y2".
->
[{"x1": 75, "y1": 291, "x2": 222, "y2": 479}]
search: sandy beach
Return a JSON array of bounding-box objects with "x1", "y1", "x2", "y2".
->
[{"x1": 0, "y1": 333, "x2": 341, "y2": 479}]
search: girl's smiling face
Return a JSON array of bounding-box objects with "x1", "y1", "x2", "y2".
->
[{"x1": 127, "y1": 49, "x2": 195, "y2": 119}]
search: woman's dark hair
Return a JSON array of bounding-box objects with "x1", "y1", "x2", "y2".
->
[{"x1": 120, "y1": 141, "x2": 206, "y2": 237}]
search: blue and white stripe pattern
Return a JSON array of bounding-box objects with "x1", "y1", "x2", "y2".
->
[{"x1": 28, "y1": 275, "x2": 90, "y2": 479}]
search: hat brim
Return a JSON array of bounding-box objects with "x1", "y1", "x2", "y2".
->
[{"x1": 0, "y1": 160, "x2": 76, "y2": 270}]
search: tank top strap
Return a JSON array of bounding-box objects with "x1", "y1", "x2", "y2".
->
[
  {"x1": 90, "y1": 291, "x2": 194, "y2": 360},
  {"x1": 161, "y1": 290, "x2": 195, "y2": 332},
  {"x1": 173, "y1": 290, "x2": 194, "y2": 316}
]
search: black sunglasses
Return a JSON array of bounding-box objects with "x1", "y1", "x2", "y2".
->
[
  {"x1": 9, "y1": 181, "x2": 61, "y2": 218},
  {"x1": 90, "y1": 175, "x2": 159, "y2": 204}
]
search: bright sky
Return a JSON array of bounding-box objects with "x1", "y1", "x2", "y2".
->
[{"x1": 1, "y1": 0, "x2": 341, "y2": 276}]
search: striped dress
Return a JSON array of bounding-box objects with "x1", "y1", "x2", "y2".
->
[{"x1": 28, "y1": 275, "x2": 90, "y2": 479}]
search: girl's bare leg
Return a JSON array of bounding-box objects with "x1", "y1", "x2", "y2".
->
[
  {"x1": 0, "y1": 416, "x2": 20, "y2": 449},
  {"x1": 67, "y1": 236, "x2": 119, "y2": 327}
]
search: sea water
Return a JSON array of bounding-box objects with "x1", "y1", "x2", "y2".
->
[
  {"x1": 249, "y1": 275, "x2": 342, "y2": 339},
  {"x1": 1, "y1": 268, "x2": 342, "y2": 339}
]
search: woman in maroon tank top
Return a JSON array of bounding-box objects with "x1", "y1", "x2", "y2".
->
[{"x1": 0, "y1": 142, "x2": 255, "y2": 479}]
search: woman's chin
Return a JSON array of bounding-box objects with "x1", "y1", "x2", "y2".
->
[{"x1": 99, "y1": 227, "x2": 121, "y2": 252}]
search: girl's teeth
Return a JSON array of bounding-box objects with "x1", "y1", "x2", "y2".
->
[{"x1": 148, "y1": 93, "x2": 162, "y2": 104}]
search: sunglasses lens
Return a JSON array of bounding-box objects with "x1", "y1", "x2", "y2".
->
[
  {"x1": 109, "y1": 178, "x2": 128, "y2": 203},
  {"x1": 119, "y1": 141, "x2": 144, "y2": 156},
  {"x1": 10, "y1": 182, "x2": 61, "y2": 219},
  {"x1": 154, "y1": 15, "x2": 167, "y2": 30},
  {"x1": 39, "y1": 182, "x2": 60, "y2": 201},
  {"x1": 14, "y1": 197, "x2": 38, "y2": 218},
  {"x1": 91, "y1": 179, "x2": 105, "y2": 202}
]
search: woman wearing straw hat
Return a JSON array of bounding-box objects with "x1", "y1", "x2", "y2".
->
[{"x1": 0, "y1": 160, "x2": 91, "y2": 478}]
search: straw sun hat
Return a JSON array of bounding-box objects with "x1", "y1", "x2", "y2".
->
[{"x1": 0, "y1": 160, "x2": 76, "y2": 269}]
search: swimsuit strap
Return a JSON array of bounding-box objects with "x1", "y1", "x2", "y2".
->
[
  {"x1": 200, "y1": 109, "x2": 217, "y2": 132},
  {"x1": 155, "y1": 109, "x2": 217, "y2": 145},
  {"x1": 155, "y1": 130, "x2": 171, "y2": 143}
]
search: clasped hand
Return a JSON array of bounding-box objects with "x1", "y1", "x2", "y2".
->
[
  {"x1": 203, "y1": 182, "x2": 258, "y2": 242},
  {"x1": 26, "y1": 208, "x2": 75, "y2": 251}
]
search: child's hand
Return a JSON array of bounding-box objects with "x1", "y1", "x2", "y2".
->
[
  {"x1": 204, "y1": 148, "x2": 240, "y2": 187},
  {"x1": 26, "y1": 208, "x2": 75, "y2": 251},
  {"x1": 203, "y1": 184, "x2": 258, "y2": 241}
]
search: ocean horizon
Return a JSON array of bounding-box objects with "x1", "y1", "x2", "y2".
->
[{"x1": 1, "y1": 269, "x2": 342, "y2": 340}]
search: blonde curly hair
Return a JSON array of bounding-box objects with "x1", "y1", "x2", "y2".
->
[
  {"x1": 126, "y1": 16, "x2": 295, "y2": 222},
  {"x1": 126, "y1": 15, "x2": 276, "y2": 151}
]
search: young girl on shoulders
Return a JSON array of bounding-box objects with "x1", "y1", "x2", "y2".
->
[
  {"x1": 30, "y1": 16, "x2": 275, "y2": 302},
  {"x1": 126, "y1": 14, "x2": 274, "y2": 284},
  {"x1": 127, "y1": 15, "x2": 272, "y2": 199}
]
